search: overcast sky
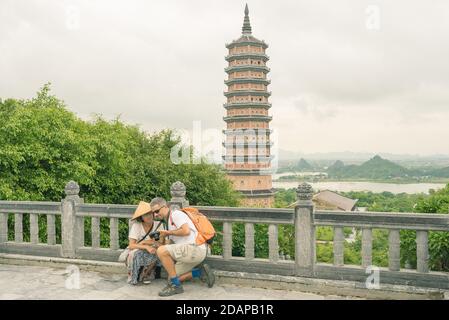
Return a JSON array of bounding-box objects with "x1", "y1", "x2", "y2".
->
[{"x1": 1, "y1": 0, "x2": 449, "y2": 156}]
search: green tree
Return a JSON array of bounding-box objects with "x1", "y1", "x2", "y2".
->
[
  {"x1": 0, "y1": 84, "x2": 240, "y2": 246},
  {"x1": 401, "y1": 185, "x2": 449, "y2": 271}
]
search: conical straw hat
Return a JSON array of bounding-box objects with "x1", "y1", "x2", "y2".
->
[{"x1": 131, "y1": 201, "x2": 153, "y2": 220}]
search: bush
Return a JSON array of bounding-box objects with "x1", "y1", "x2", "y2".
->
[
  {"x1": 399, "y1": 185, "x2": 449, "y2": 271},
  {"x1": 1, "y1": 85, "x2": 240, "y2": 247}
]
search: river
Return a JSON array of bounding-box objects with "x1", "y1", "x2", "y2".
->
[{"x1": 272, "y1": 173, "x2": 446, "y2": 194}]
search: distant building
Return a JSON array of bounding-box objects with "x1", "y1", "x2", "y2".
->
[
  {"x1": 223, "y1": 5, "x2": 274, "y2": 207},
  {"x1": 313, "y1": 190, "x2": 358, "y2": 211},
  {"x1": 288, "y1": 190, "x2": 358, "y2": 211}
]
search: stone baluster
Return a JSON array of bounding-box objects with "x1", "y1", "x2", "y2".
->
[
  {"x1": 61, "y1": 181, "x2": 84, "y2": 258},
  {"x1": 91, "y1": 217, "x2": 100, "y2": 248},
  {"x1": 30, "y1": 213, "x2": 39, "y2": 244},
  {"x1": 47, "y1": 215, "x2": 56, "y2": 245},
  {"x1": 110, "y1": 217, "x2": 119, "y2": 250},
  {"x1": 295, "y1": 183, "x2": 315, "y2": 277},
  {"x1": 416, "y1": 230, "x2": 429, "y2": 273},
  {"x1": 268, "y1": 224, "x2": 279, "y2": 262},
  {"x1": 361, "y1": 228, "x2": 372, "y2": 268},
  {"x1": 223, "y1": 222, "x2": 233, "y2": 260},
  {"x1": 245, "y1": 223, "x2": 254, "y2": 260},
  {"x1": 0, "y1": 213, "x2": 7, "y2": 243},
  {"x1": 14, "y1": 214, "x2": 23, "y2": 242},
  {"x1": 333, "y1": 226, "x2": 344, "y2": 266},
  {"x1": 388, "y1": 229, "x2": 400, "y2": 271}
]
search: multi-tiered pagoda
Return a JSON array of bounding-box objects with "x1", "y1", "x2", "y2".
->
[{"x1": 223, "y1": 4, "x2": 274, "y2": 207}]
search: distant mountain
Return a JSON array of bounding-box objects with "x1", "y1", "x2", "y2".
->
[
  {"x1": 278, "y1": 149, "x2": 449, "y2": 162},
  {"x1": 297, "y1": 158, "x2": 313, "y2": 171},
  {"x1": 277, "y1": 158, "x2": 316, "y2": 173},
  {"x1": 327, "y1": 155, "x2": 412, "y2": 179},
  {"x1": 431, "y1": 166, "x2": 449, "y2": 178},
  {"x1": 329, "y1": 160, "x2": 345, "y2": 169},
  {"x1": 327, "y1": 160, "x2": 346, "y2": 175}
]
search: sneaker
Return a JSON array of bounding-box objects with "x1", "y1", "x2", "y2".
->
[
  {"x1": 143, "y1": 268, "x2": 156, "y2": 284},
  {"x1": 158, "y1": 283, "x2": 184, "y2": 297},
  {"x1": 199, "y1": 263, "x2": 215, "y2": 288}
]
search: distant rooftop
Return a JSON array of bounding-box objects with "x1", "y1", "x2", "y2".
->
[
  {"x1": 288, "y1": 189, "x2": 358, "y2": 211},
  {"x1": 313, "y1": 190, "x2": 358, "y2": 211}
]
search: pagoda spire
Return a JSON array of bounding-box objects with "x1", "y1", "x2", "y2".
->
[{"x1": 242, "y1": 4, "x2": 252, "y2": 35}]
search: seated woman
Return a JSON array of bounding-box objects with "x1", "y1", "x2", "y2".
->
[{"x1": 126, "y1": 201, "x2": 163, "y2": 285}]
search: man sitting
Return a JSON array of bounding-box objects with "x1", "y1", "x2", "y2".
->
[{"x1": 150, "y1": 197, "x2": 215, "y2": 296}]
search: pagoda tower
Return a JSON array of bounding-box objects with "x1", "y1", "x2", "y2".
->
[{"x1": 223, "y1": 4, "x2": 274, "y2": 207}]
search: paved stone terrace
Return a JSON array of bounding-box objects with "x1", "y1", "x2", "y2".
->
[{"x1": 0, "y1": 264, "x2": 354, "y2": 300}]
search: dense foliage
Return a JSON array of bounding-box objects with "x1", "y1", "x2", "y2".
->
[{"x1": 0, "y1": 85, "x2": 240, "y2": 247}]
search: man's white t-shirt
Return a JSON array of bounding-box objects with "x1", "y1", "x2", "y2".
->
[{"x1": 168, "y1": 209, "x2": 198, "y2": 245}]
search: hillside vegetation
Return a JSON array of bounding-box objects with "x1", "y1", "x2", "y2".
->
[{"x1": 278, "y1": 155, "x2": 449, "y2": 180}]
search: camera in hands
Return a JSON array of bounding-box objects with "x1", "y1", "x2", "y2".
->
[{"x1": 149, "y1": 231, "x2": 160, "y2": 241}]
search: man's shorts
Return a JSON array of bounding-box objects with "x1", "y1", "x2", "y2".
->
[{"x1": 165, "y1": 243, "x2": 207, "y2": 275}]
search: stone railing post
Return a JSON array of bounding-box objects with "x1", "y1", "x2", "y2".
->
[
  {"x1": 0, "y1": 212, "x2": 7, "y2": 243},
  {"x1": 295, "y1": 182, "x2": 316, "y2": 277},
  {"x1": 169, "y1": 181, "x2": 189, "y2": 210},
  {"x1": 61, "y1": 181, "x2": 84, "y2": 258}
]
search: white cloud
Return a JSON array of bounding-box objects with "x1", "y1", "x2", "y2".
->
[{"x1": 0, "y1": 0, "x2": 448, "y2": 156}]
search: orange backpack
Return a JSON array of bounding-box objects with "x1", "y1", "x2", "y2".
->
[{"x1": 174, "y1": 207, "x2": 216, "y2": 246}]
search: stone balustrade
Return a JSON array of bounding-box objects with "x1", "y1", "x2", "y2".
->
[{"x1": 1, "y1": 181, "x2": 449, "y2": 290}]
